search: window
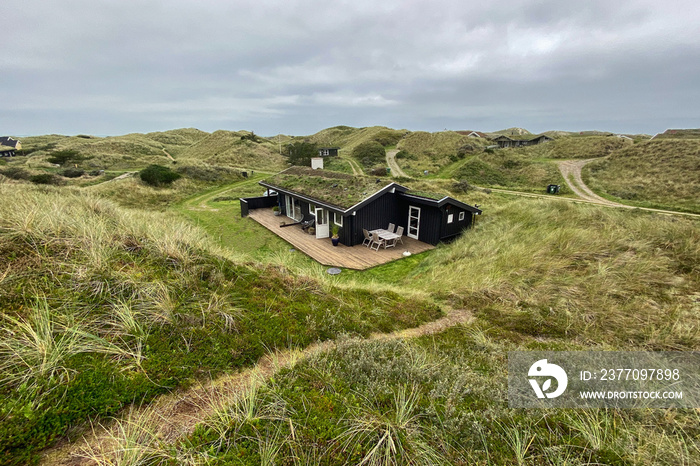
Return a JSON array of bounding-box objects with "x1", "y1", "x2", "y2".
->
[
  {"x1": 447, "y1": 214, "x2": 454, "y2": 224},
  {"x1": 459, "y1": 211, "x2": 465, "y2": 221},
  {"x1": 333, "y1": 212, "x2": 343, "y2": 227}
]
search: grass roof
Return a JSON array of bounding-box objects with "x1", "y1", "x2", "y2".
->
[
  {"x1": 403, "y1": 190, "x2": 447, "y2": 201},
  {"x1": 494, "y1": 134, "x2": 549, "y2": 141},
  {"x1": 261, "y1": 166, "x2": 396, "y2": 210}
]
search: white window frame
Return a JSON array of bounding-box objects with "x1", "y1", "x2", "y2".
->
[
  {"x1": 459, "y1": 211, "x2": 465, "y2": 221},
  {"x1": 407, "y1": 206, "x2": 421, "y2": 239},
  {"x1": 447, "y1": 213, "x2": 454, "y2": 224},
  {"x1": 333, "y1": 212, "x2": 343, "y2": 227}
]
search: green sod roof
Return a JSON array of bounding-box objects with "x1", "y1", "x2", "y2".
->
[{"x1": 261, "y1": 166, "x2": 397, "y2": 210}]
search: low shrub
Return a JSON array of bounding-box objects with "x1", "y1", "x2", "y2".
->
[
  {"x1": 240, "y1": 132, "x2": 261, "y2": 143},
  {"x1": 369, "y1": 167, "x2": 388, "y2": 176},
  {"x1": 352, "y1": 141, "x2": 385, "y2": 168},
  {"x1": 139, "y1": 164, "x2": 181, "y2": 186},
  {"x1": 61, "y1": 168, "x2": 85, "y2": 178},
  {"x1": 30, "y1": 173, "x2": 60, "y2": 185},
  {"x1": 372, "y1": 130, "x2": 404, "y2": 147},
  {"x1": 47, "y1": 150, "x2": 82, "y2": 165},
  {"x1": 452, "y1": 180, "x2": 473, "y2": 193},
  {"x1": 395, "y1": 150, "x2": 416, "y2": 160},
  {"x1": 0, "y1": 167, "x2": 31, "y2": 180}
]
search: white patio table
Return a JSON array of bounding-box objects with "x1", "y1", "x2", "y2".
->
[{"x1": 369, "y1": 229, "x2": 400, "y2": 248}]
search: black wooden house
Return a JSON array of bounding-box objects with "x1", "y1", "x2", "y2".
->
[
  {"x1": 317, "y1": 147, "x2": 339, "y2": 157},
  {"x1": 242, "y1": 167, "x2": 481, "y2": 246},
  {"x1": 493, "y1": 134, "x2": 553, "y2": 148}
]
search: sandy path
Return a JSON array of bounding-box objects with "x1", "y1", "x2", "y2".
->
[
  {"x1": 557, "y1": 159, "x2": 620, "y2": 206},
  {"x1": 41, "y1": 308, "x2": 473, "y2": 465},
  {"x1": 341, "y1": 156, "x2": 363, "y2": 176},
  {"x1": 161, "y1": 147, "x2": 175, "y2": 162},
  {"x1": 555, "y1": 159, "x2": 700, "y2": 218},
  {"x1": 386, "y1": 149, "x2": 409, "y2": 178}
]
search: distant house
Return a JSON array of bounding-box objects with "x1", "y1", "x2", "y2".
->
[
  {"x1": 457, "y1": 131, "x2": 490, "y2": 139},
  {"x1": 493, "y1": 134, "x2": 553, "y2": 148},
  {"x1": 650, "y1": 129, "x2": 700, "y2": 140},
  {"x1": 0, "y1": 137, "x2": 21, "y2": 157},
  {"x1": 241, "y1": 166, "x2": 481, "y2": 246},
  {"x1": 318, "y1": 147, "x2": 339, "y2": 157}
]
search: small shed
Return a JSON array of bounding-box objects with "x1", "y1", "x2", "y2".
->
[{"x1": 311, "y1": 157, "x2": 324, "y2": 170}]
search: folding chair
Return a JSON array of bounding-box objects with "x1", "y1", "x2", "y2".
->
[
  {"x1": 369, "y1": 232, "x2": 386, "y2": 251},
  {"x1": 395, "y1": 226, "x2": 404, "y2": 244},
  {"x1": 362, "y1": 229, "x2": 373, "y2": 247}
]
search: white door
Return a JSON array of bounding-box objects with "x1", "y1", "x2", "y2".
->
[
  {"x1": 315, "y1": 207, "x2": 329, "y2": 239},
  {"x1": 407, "y1": 206, "x2": 420, "y2": 239},
  {"x1": 285, "y1": 196, "x2": 294, "y2": 219}
]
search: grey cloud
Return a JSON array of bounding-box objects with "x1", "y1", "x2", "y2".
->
[{"x1": 1, "y1": 0, "x2": 698, "y2": 135}]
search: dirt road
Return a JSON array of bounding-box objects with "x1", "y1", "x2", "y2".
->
[
  {"x1": 557, "y1": 159, "x2": 620, "y2": 206},
  {"x1": 386, "y1": 149, "x2": 409, "y2": 178},
  {"x1": 554, "y1": 159, "x2": 699, "y2": 218}
]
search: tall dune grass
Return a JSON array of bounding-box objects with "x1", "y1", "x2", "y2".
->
[{"x1": 415, "y1": 198, "x2": 700, "y2": 348}]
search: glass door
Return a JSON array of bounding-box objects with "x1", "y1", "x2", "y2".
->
[
  {"x1": 285, "y1": 195, "x2": 294, "y2": 219},
  {"x1": 315, "y1": 207, "x2": 329, "y2": 238},
  {"x1": 407, "y1": 206, "x2": 420, "y2": 239}
]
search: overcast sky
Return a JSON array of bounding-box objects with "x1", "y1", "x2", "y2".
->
[{"x1": 2, "y1": 0, "x2": 698, "y2": 136}]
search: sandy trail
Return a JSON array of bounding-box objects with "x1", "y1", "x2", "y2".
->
[
  {"x1": 557, "y1": 158, "x2": 621, "y2": 206},
  {"x1": 386, "y1": 149, "x2": 409, "y2": 178},
  {"x1": 41, "y1": 308, "x2": 473, "y2": 465}
]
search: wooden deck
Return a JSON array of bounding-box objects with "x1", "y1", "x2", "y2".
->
[{"x1": 247, "y1": 208, "x2": 434, "y2": 270}]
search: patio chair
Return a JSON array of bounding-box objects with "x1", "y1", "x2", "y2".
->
[
  {"x1": 387, "y1": 223, "x2": 395, "y2": 233},
  {"x1": 301, "y1": 218, "x2": 315, "y2": 231},
  {"x1": 362, "y1": 229, "x2": 373, "y2": 248},
  {"x1": 369, "y1": 232, "x2": 386, "y2": 251},
  {"x1": 395, "y1": 226, "x2": 404, "y2": 244}
]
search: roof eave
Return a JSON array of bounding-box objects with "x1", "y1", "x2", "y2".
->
[{"x1": 259, "y1": 180, "x2": 409, "y2": 214}]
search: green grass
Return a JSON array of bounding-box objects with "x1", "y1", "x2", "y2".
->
[
  {"x1": 584, "y1": 139, "x2": 700, "y2": 213},
  {"x1": 507, "y1": 135, "x2": 633, "y2": 159},
  {"x1": 16, "y1": 128, "x2": 286, "y2": 174},
  {"x1": 173, "y1": 174, "x2": 299, "y2": 259},
  {"x1": 395, "y1": 130, "x2": 489, "y2": 176},
  {"x1": 175, "y1": 130, "x2": 286, "y2": 170},
  {"x1": 448, "y1": 152, "x2": 570, "y2": 194},
  {"x1": 322, "y1": 156, "x2": 355, "y2": 174},
  {"x1": 4, "y1": 126, "x2": 699, "y2": 465},
  {"x1": 161, "y1": 184, "x2": 699, "y2": 464},
  {"x1": 0, "y1": 183, "x2": 443, "y2": 465},
  {"x1": 178, "y1": 330, "x2": 700, "y2": 465},
  {"x1": 303, "y1": 126, "x2": 409, "y2": 154},
  {"x1": 652, "y1": 129, "x2": 700, "y2": 140}
]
